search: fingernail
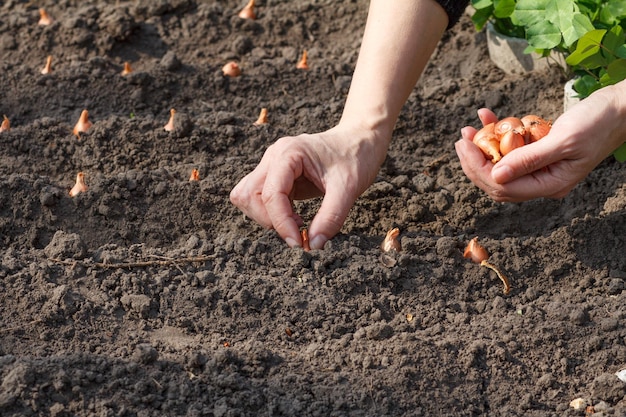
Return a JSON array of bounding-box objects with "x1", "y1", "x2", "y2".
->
[
  {"x1": 309, "y1": 234, "x2": 328, "y2": 250},
  {"x1": 492, "y1": 164, "x2": 513, "y2": 184},
  {"x1": 285, "y1": 237, "x2": 299, "y2": 248}
]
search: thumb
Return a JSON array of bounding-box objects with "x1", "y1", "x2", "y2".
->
[
  {"x1": 492, "y1": 135, "x2": 562, "y2": 184},
  {"x1": 477, "y1": 108, "x2": 498, "y2": 126},
  {"x1": 307, "y1": 186, "x2": 354, "y2": 250}
]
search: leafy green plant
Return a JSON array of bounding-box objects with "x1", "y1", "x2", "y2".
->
[
  {"x1": 471, "y1": 0, "x2": 595, "y2": 54},
  {"x1": 472, "y1": 0, "x2": 626, "y2": 160},
  {"x1": 567, "y1": 27, "x2": 626, "y2": 161},
  {"x1": 471, "y1": 0, "x2": 525, "y2": 38},
  {"x1": 563, "y1": 11, "x2": 626, "y2": 161},
  {"x1": 566, "y1": 26, "x2": 626, "y2": 97}
]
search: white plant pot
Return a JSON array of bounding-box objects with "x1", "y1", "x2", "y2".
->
[
  {"x1": 563, "y1": 78, "x2": 581, "y2": 112},
  {"x1": 486, "y1": 22, "x2": 566, "y2": 75}
]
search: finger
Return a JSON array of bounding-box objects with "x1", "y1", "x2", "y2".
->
[
  {"x1": 308, "y1": 181, "x2": 357, "y2": 250},
  {"x1": 230, "y1": 171, "x2": 273, "y2": 229},
  {"x1": 455, "y1": 138, "x2": 495, "y2": 188},
  {"x1": 483, "y1": 167, "x2": 569, "y2": 201},
  {"x1": 460, "y1": 126, "x2": 478, "y2": 142},
  {"x1": 477, "y1": 108, "x2": 498, "y2": 126},
  {"x1": 262, "y1": 159, "x2": 303, "y2": 248},
  {"x1": 457, "y1": 135, "x2": 572, "y2": 202}
]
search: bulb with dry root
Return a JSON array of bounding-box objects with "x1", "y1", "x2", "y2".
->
[
  {"x1": 121, "y1": 62, "x2": 133, "y2": 76},
  {"x1": 238, "y1": 0, "x2": 256, "y2": 19},
  {"x1": 296, "y1": 50, "x2": 309, "y2": 70},
  {"x1": 189, "y1": 168, "x2": 200, "y2": 181},
  {"x1": 164, "y1": 108, "x2": 176, "y2": 132},
  {"x1": 253, "y1": 108, "x2": 268, "y2": 126},
  {"x1": 463, "y1": 237, "x2": 511, "y2": 294},
  {"x1": 301, "y1": 229, "x2": 310, "y2": 251},
  {"x1": 41, "y1": 55, "x2": 53, "y2": 75},
  {"x1": 381, "y1": 228, "x2": 402, "y2": 252},
  {"x1": 69, "y1": 172, "x2": 88, "y2": 197},
  {"x1": 0, "y1": 115, "x2": 10, "y2": 133},
  {"x1": 73, "y1": 110, "x2": 92, "y2": 139},
  {"x1": 38, "y1": 8, "x2": 53, "y2": 26},
  {"x1": 222, "y1": 61, "x2": 241, "y2": 77}
]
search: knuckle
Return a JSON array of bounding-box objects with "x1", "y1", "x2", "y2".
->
[
  {"x1": 229, "y1": 187, "x2": 241, "y2": 204},
  {"x1": 489, "y1": 188, "x2": 509, "y2": 202}
]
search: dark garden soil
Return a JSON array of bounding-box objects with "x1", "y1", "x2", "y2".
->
[{"x1": 1, "y1": 1, "x2": 625, "y2": 416}]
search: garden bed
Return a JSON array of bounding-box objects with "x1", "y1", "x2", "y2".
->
[{"x1": 1, "y1": 1, "x2": 625, "y2": 416}]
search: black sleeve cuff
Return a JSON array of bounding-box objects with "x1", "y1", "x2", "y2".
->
[{"x1": 434, "y1": 0, "x2": 469, "y2": 29}]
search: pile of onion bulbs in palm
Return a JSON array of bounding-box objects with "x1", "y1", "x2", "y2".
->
[{"x1": 473, "y1": 115, "x2": 552, "y2": 163}]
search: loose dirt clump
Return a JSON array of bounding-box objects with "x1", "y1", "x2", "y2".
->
[{"x1": 1, "y1": 1, "x2": 625, "y2": 416}]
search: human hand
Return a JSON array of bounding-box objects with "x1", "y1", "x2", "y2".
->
[
  {"x1": 230, "y1": 125, "x2": 389, "y2": 249},
  {"x1": 455, "y1": 82, "x2": 626, "y2": 202}
]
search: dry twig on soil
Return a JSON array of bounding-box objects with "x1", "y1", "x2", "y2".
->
[{"x1": 47, "y1": 255, "x2": 217, "y2": 269}]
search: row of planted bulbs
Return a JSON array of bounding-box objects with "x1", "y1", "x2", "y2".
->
[{"x1": 5, "y1": 1, "x2": 310, "y2": 197}]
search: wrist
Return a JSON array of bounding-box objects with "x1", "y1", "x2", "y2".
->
[
  {"x1": 330, "y1": 120, "x2": 392, "y2": 173},
  {"x1": 594, "y1": 80, "x2": 626, "y2": 156},
  {"x1": 610, "y1": 80, "x2": 626, "y2": 161},
  {"x1": 608, "y1": 80, "x2": 626, "y2": 161},
  {"x1": 335, "y1": 113, "x2": 394, "y2": 154}
]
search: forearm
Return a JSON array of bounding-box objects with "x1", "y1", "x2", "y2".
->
[{"x1": 339, "y1": 0, "x2": 448, "y2": 146}]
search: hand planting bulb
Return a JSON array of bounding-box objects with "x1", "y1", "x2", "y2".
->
[{"x1": 301, "y1": 229, "x2": 310, "y2": 251}]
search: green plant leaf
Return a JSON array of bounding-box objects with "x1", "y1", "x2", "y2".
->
[
  {"x1": 613, "y1": 143, "x2": 626, "y2": 162},
  {"x1": 603, "y1": 25, "x2": 625, "y2": 51},
  {"x1": 471, "y1": 6, "x2": 494, "y2": 31},
  {"x1": 545, "y1": 0, "x2": 577, "y2": 24},
  {"x1": 617, "y1": 44, "x2": 626, "y2": 59},
  {"x1": 525, "y1": 21, "x2": 562, "y2": 49},
  {"x1": 512, "y1": 0, "x2": 551, "y2": 27},
  {"x1": 572, "y1": 74, "x2": 601, "y2": 98},
  {"x1": 561, "y1": 13, "x2": 595, "y2": 46},
  {"x1": 607, "y1": 59, "x2": 626, "y2": 81},
  {"x1": 494, "y1": 0, "x2": 516, "y2": 18},
  {"x1": 601, "y1": 25, "x2": 625, "y2": 63},
  {"x1": 472, "y1": 0, "x2": 494, "y2": 9},
  {"x1": 565, "y1": 29, "x2": 607, "y2": 67},
  {"x1": 599, "y1": 0, "x2": 626, "y2": 26}
]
